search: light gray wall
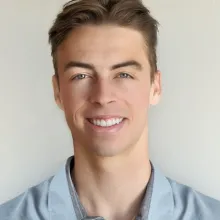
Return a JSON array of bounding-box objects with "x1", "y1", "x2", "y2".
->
[{"x1": 0, "y1": 0, "x2": 219, "y2": 204}]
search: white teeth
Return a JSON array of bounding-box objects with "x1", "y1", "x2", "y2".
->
[
  {"x1": 106, "y1": 120, "x2": 112, "y2": 127},
  {"x1": 97, "y1": 120, "x2": 101, "y2": 126},
  {"x1": 90, "y1": 118, "x2": 124, "y2": 127},
  {"x1": 101, "y1": 120, "x2": 106, "y2": 127}
]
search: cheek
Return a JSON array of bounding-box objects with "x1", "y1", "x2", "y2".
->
[
  {"x1": 123, "y1": 82, "x2": 150, "y2": 108},
  {"x1": 60, "y1": 83, "x2": 88, "y2": 113}
]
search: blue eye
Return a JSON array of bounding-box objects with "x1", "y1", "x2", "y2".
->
[
  {"x1": 72, "y1": 74, "x2": 87, "y2": 80},
  {"x1": 118, "y1": 73, "x2": 132, "y2": 78}
]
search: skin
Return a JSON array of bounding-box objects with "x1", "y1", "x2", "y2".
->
[{"x1": 52, "y1": 25, "x2": 161, "y2": 220}]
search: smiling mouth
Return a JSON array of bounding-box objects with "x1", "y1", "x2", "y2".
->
[{"x1": 87, "y1": 117, "x2": 125, "y2": 127}]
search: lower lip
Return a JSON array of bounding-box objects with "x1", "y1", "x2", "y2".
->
[{"x1": 86, "y1": 119, "x2": 126, "y2": 133}]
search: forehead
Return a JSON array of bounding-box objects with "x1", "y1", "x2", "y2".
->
[{"x1": 57, "y1": 25, "x2": 149, "y2": 69}]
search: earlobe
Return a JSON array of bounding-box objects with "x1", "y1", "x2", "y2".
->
[{"x1": 52, "y1": 75, "x2": 64, "y2": 110}]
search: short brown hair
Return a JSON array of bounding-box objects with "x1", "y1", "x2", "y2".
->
[{"x1": 49, "y1": 0, "x2": 159, "y2": 81}]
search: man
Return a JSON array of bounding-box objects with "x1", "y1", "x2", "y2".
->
[{"x1": 1, "y1": 0, "x2": 220, "y2": 219}]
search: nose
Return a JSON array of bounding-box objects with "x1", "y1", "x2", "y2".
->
[{"x1": 88, "y1": 79, "x2": 116, "y2": 106}]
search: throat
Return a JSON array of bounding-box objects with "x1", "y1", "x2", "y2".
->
[{"x1": 72, "y1": 157, "x2": 152, "y2": 220}]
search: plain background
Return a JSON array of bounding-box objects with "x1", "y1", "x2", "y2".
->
[{"x1": 0, "y1": 0, "x2": 219, "y2": 204}]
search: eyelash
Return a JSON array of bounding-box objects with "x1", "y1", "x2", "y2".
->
[
  {"x1": 71, "y1": 72, "x2": 133, "y2": 81},
  {"x1": 71, "y1": 74, "x2": 88, "y2": 80},
  {"x1": 118, "y1": 72, "x2": 133, "y2": 79}
]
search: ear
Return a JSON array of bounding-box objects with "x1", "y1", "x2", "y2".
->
[
  {"x1": 149, "y1": 71, "x2": 162, "y2": 106},
  {"x1": 52, "y1": 75, "x2": 64, "y2": 110}
]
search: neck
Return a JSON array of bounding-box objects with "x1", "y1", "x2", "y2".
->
[{"x1": 72, "y1": 138, "x2": 151, "y2": 220}]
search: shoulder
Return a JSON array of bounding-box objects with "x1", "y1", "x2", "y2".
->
[
  {"x1": 0, "y1": 177, "x2": 53, "y2": 220},
  {"x1": 167, "y1": 178, "x2": 220, "y2": 220}
]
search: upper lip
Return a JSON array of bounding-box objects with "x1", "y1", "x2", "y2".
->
[{"x1": 87, "y1": 115, "x2": 125, "y2": 120}]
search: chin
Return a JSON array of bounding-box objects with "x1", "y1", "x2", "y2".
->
[
  {"x1": 94, "y1": 149, "x2": 123, "y2": 157},
  {"x1": 88, "y1": 141, "x2": 131, "y2": 158}
]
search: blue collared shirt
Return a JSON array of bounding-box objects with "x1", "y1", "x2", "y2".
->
[{"x1": 1, "y1": 157, "x2": 220, "y2": 220}]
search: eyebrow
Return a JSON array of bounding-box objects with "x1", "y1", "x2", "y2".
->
[
  {"x1": 64, "y1": 61, "x2": 96, "y2": 72},
  {"x1": 64, "y1": 60, "x2": 143, "y2": 72},
  {"x1": 111, "y1": 60, "x2": 142, "y2": 71}
]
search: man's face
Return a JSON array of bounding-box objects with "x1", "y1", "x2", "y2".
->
[{"x1": 53, "y1": 25, "x2": 161, "y2": 157}]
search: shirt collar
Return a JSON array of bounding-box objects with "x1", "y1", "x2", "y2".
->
[
  {"x1": 48, "y1": 157, "x2": 77, "y2": 220},
  {"x1": 147, "y1": 165, "x2": 174, "y2": 220},
  {"x1": 48, "y1": 156, "x2": 174, "y2": 220}
]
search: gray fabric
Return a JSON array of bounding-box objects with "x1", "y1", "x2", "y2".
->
[
  {"x1": 66, "y1": 158, "x2": 87, "y2": 220},
  {"x1": 139, "y1": 165, "x2": 154, "y2": 220},
  {"x1": 66, "y1": 157, "x2": 154, "y2": 220}
]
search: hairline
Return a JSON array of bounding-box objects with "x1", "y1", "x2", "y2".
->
[{"x1": 52, "y1": 23, "x2": 154, "y2": 78}]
